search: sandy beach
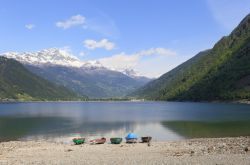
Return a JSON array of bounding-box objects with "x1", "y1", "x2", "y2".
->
[{"x1": 0, "y1": 137, "x2": 250, "y2": 165}]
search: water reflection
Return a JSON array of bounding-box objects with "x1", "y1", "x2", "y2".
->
[
  {"x1": 1, "y1": 102, "x2": 250, "y2": 121},
  {"x1": 0, "y1": 102, "x2": 250, "y2": 142},
  {"x1": 0, "y1": 116, "x2": 183, "y2": 142},
  {"x1": 161, "y1": 120, "x2": 250, "y2": 138}
]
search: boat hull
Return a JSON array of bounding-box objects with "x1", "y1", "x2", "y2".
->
[
  {"x1": 73, "y1": 138, "x2": 85, "y2": 145},
  {"x1": 90, "y1": 138, "x2": 106, "y2": 144},
  {"x1": 110, "y1": 138, "x2": 123, "y2": 144},
  {"x1": 126, "y1": 138, "x2": 137, "y2": 143},
  {"x1": 141, "y1": 136, "x2": 152, "y2": 143}
]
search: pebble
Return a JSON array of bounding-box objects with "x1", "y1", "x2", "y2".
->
[
  {"x1": 244, "y1": 147, "x2": 249, "y2": 152},
  {"x1": 174, "y1": 152, "x2": 182, "y2": 156},
  {"x1": 66, "y1": 149, "x2": 73, "y2": 152},
  {"x1": 207, "y1": 146, "x2": 215, "y2": 153}
]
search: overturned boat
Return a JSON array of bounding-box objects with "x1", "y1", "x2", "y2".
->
[
  {"x1": 73, "y1": 138, "x2": 85, "y2": 145},
  {"x1": 141, "y1": 136, "x2": 152, "y2": 143},
  {"x1": 125, "y1": 133, "x2": 138, "y2": 143},
  {"x1": 90, "y1": 137, "x2": 106, "y2": 144},
  {"x1": 110, "y1": 137, "x2": 123, "y2": 144}
]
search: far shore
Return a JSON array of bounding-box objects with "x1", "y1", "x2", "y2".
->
[
  {"x1": 1, "y1": 137, "x2": 250, "y2": 164},
  {"x1": 0, "y1": 99, "x2": 250, "y2": 104}
]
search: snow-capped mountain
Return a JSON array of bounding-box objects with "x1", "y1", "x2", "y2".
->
[
  {"x1": 1, "y1": 48, "x2": 152, "y2": 98},
  {"x1": 3, "y1": 48, "x2": 84, "y2": 67},
  {"x1": 1, "y1": 48, "x2": 141, "y2": 77},
  {"x1": 82, "y1": 60, "x2": 105, "y2": 69},
  {"x1": 120, "y1": 68, "x2": 142, "y2": 78}
]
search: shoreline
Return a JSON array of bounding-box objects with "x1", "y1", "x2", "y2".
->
[
  {"x1": 1, "y1": 137, "x2": 250, "y2": 164},
  {"x1": 0, "y1": 99, "x2": 250, "y2": 105}
]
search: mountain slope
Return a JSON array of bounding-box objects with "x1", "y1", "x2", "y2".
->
[
  {"x1": 2, "y1": 48, "x2": 151, "y2": 99},
  {"x1": 131, "y1": 13, "x2": 250, "y2": 101},
  {"x1": 25, "y1": 64, "x2": 151, "y2": 98},
  {"x1": 0, "y1": 57, "x2": 81, "y2": 101}
]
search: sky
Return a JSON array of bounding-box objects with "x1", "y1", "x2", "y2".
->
[{"x1": 0, "y1": 0, "x2": 250, "y2": 77}]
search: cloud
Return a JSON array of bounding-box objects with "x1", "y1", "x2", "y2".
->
[
  {"x1": 79, "y1": 52, "x2": 86, "y2": 57},
  {"x1": 55, "y1": 12, "x2": 120, "y2": 38},
  {"x1": 56, "y1": 15, "x2": 85, "y2": 29},
  {"x1": 86, "y1": 17, "x2": 120, "y2": 39},
  {"x1": 96, "y1": 48, "x2": 177, "y2": 77},
  {"x1": 134, "y1": 48, "x2": 176, "y2": 57},
  {"x1": 135, "y1": 54, "x2": 187, "y2": 78},
  {"x1": 25, "y1": 24, "x2": 35, "y2": 30},
  {"x1": 83, "y1": 39, "x2": 115, "y2": 50},
  {"x1": 98, "y1": 52, "x2": 139, "y2": 69},
  {"x1": 207, "y1": 0, "x2": 250, "y2": 30},
  {"x1": 60, "y1": 46, "x2": 72, "y2": 53}
]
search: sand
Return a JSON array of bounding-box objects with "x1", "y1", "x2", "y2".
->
[{"x1": 0, "y1": 137, "x2": 250, "y2": 165}]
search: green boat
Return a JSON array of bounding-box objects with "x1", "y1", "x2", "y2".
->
[
  {"x1": 73, "y1": 138, "x2": 85, "y2": 145},
  {"x1": 110, "y1": 138, "x2": 123, "y2": 144}
]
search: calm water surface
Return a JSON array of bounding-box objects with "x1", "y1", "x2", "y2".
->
[{"x1": 0, "y1": 101, "x2": 250, "y2": 142}]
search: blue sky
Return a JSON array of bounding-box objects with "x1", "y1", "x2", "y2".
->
[{"x1": 0, "y1": 0, "x2": 249, "y2": 77}]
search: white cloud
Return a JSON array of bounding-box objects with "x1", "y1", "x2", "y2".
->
[
  {"x1": 83, "y1": 39, "x2": 115, "y2": 50},
  {"x1": 56, "y1": 15, "x2": 85, "y2": 29},
  {"x1": 55, "y1": 12, "x2": 120, "y2": 38},
  {"x1": 96, "y1": 48, "x2": 178, "y2": 77},
  {"x1": 98, "y1": 52, "x2": 139, "y2": 69},
  {"x1": 79, "y1": 52, "x2": 86, "y2": 57},
  {"x1": 135, "y1": 55, "x2": 187, "y2": 78},
  {"x1": 135, "y1": 48, "x2": 176, "y2": 57},
  {"x1": 25, "y1": 24, "x2": 35, "y2": 30},
  {"x1": 60, "y1": 46, "x2": 72, "y2": 53},
  {"x1": 86, "y1": 17, "x2": 120, "y2": 38}
]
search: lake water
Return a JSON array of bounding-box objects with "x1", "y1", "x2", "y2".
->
[{"x1": 0, "y1": 101, "x2": 250, "y2": 143}]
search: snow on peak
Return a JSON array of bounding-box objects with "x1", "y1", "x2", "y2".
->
[
  {"x1": 82, "y1": 60, "x2": 104, "y2": 68},
  {"x1": 2, "y1": 48, "x2": 83, "y2": 67},
  {"x1": 117, "y1": 68, "x2": 143, "y2": 77},
  {"x1": 1, "y1": 48, "x2": 146, "y2": 78}
]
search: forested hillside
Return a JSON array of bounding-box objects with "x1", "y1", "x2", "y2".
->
[{"x1": 131, "y1": 13, "x2": 250, "y2": 101}]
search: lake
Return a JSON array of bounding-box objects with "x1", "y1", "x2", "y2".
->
[{"x1": 0, "y1": 101, "x2": 250, "y2": 142}]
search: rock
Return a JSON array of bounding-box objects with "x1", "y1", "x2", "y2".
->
[
  {"x1": 174, "y1": 152, "x2": 182, "y2": 156},
  {"x1": 207, "y1": 146, "x2": 215, "y2": 153},
  {"x1": 244, "y1": 147, "x2": 249, "y2": 152},
  {"x1": 66, "y1": 149, "x2": 73, "y2": 152}
]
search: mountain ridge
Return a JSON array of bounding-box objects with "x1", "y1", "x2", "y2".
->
[
  {"x1": 2, "y1": 49, "x2": 152, "y2": 98},
  {"x1": 0, "y1": 56, "x2": 83, "y2": 101},
  {"x1": 130, "y1": 13, "x2": 250, "y2": 101},
  {"x1": 2, "y1": 48, "x2": 147, "y2": 78},
  {"x1": 25, "y1": 64, "x2": 150, "y2": 98}
]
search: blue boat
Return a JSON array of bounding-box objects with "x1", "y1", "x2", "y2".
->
[{"x1": 125, "y1": 133, "x2": 138, "y2": 143}]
